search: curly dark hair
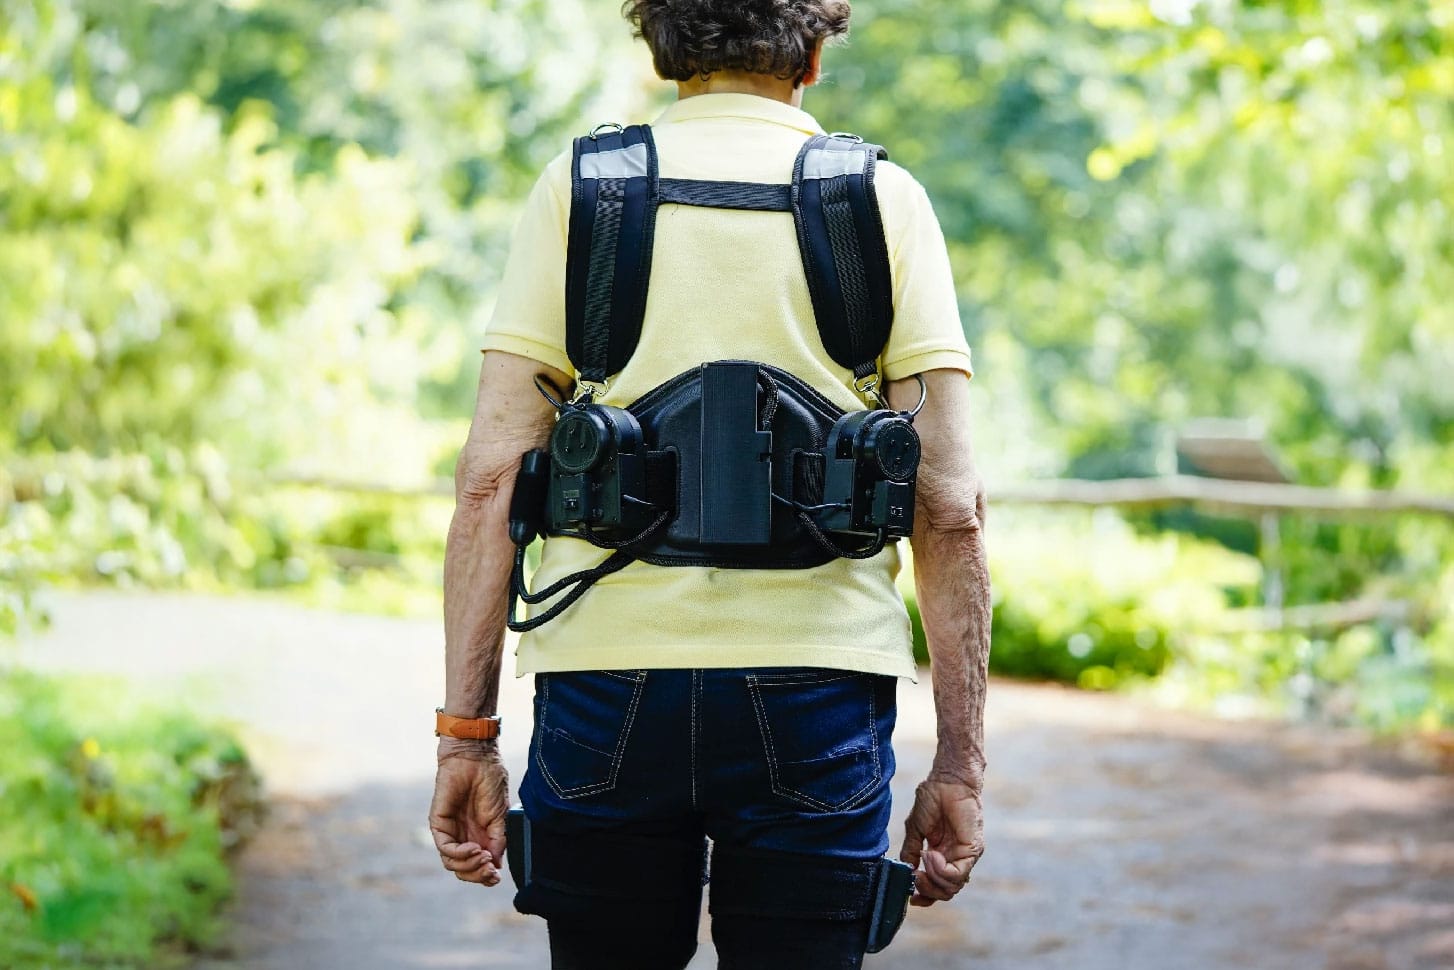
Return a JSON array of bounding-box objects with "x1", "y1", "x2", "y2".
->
[{"x1": 623, "y1": 0, "x2": 852, "y2": 85}]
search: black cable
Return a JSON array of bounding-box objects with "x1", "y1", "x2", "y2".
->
[
  {"x1": 583, "y1": 508, "x2": 671, "y2": 550},
  {"x1": 797, "y1": 511, "x2": 888, "y2": 561},
  {"x1": 534, "y1": 375, "x2": 569, "y2": 412},
  {"x1": 772, "y1": 492, "x2": 849, "y2": 515},
  {"x1": 509, "y1": 549, "x2": 637, "y2": 632},
  {"x1": 508, "y1": 508, "x2": 671, "y2": 631},
  {"x1": 757, "y1": 368, "x2": 780, "y2": 430}
]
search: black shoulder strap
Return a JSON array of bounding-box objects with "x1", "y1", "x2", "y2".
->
[
  {"x1": 565, "y1": 125, "x2": 661, "y2": 384},
  {"x1": 791, "y1": 134, "x2": 895, "y2": 380},
  {"x1": 565, "y1": 126, "x2": 894, "y2": 385}
]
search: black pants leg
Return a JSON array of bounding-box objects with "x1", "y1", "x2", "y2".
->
[
  {"x1": 712, "y1": 914, "x2": 870, "y2": 970},
  {"x1": 545, "y1": 895, "x2": 701, "y2": 970},
  {"x1": 513, "y1": 817, "x2": 706, "y2": 970}
]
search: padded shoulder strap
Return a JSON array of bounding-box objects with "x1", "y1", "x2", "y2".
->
[
  {"x1": 791, "y1": 134, "x2": 895, "y2": 380},
  {"x1": 565, "y1": 126, "x2": 894, "y2": 384},
  {"x1": 566, "y1": 125, "x2": 661, "y2": 384}
]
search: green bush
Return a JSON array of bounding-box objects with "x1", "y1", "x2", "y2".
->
[
  {"x1": 0, "y1": 671, "x2": 260, "y2": 969},
  {"x1": 902, "y1": 515, "x2": 1260, "y2": 689},
  {"x1": 901, "y1": 513, "x2": 1454, "y2": 731}
]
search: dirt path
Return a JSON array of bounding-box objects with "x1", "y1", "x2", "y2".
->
[{"x1": 17, "y1": 592, "x2": 1454, "y2": 970}]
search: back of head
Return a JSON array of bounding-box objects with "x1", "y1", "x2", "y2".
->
[{"x1": 623, "y1": 0, "x2": 852, "y2": 85}]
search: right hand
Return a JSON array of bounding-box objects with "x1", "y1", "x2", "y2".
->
[
  {"x1": 428, "y1": 739, "x2": 510, "y2": 886},
  {"x1": 898, "y1": 776, "x2": 985, "y2": 907}
]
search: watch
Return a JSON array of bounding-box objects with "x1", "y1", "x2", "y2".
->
[{"x1": 435, "y1": 709, "x2": 502, "y2": 740}]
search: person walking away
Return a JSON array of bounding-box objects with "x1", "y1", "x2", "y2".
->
[{"x1": 428, "y1": 3, "x2": 991, "y2": 967}]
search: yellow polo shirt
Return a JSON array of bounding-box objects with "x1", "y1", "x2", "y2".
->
[{"x1": 484, "y1": 93, "x2": 972, "y2": 679}]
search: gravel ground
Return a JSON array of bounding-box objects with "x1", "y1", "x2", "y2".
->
[{"x1": 17, "y1": 591, "x2": 1453, "y2": 970}]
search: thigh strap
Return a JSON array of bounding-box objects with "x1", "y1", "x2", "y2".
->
[
  {"x1": 514, "y1": 821, "x2": 708, "y2": 921},
  {"x1": 708, "y1": 844, "x2": 878, "y2": 922}
]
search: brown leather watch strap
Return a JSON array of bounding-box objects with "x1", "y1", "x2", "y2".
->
[{"x1": 435, "y1": 709, "x2": 502, "y2": 740}]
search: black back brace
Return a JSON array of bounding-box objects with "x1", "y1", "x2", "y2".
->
[
  {"x1": 565, "y1": 124, "x2": 894, "y2": 384},
  {"x1": 506, "y1": 124, "x2": 910, "y2": 632}
]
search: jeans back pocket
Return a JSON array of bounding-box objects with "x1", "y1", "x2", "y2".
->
[
  {"x1": 534, "y1": 670, "x2": 647, "y2": 800},
  {"x1": 747, "y1": 669, "x2": 883, "y2": 813}
]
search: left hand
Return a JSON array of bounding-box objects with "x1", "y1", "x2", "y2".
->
[
  {"x1": 898, "y1": 775, "x2": 985, "y2": 907},
  {"x1": 428, "y1": 739, "x2": 510, "y2": 886}
]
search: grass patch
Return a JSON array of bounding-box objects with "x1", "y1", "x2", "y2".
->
[{"x1": 0, "y1": 670, "x2": 260, "y2": 969}]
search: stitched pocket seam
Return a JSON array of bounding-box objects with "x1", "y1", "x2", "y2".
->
[
  {"x1": 747, "y1": 674, "x2": 881, "y2": 813},
  {"x1": 536, "y1": 671, "x2": 647, "y2": 799}
]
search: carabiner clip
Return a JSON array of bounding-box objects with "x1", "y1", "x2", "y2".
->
[
  {"x1": 571, "y1": 378, "x2": 608, "y2": 405},
  {"x1": 854, "y1": 371, "x2": 887, "y2": 409}
]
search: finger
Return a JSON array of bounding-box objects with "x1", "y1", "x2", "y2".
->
[
  {"x1": 453, "y1": 862, "x2": 501, "y2": 885},
  {"x1": 480, "y1": 812, "x2": 508, "y2": 872},
  {"x1": 914, "y1": 872, "x2": 957, "y2": 902},
  {"x1": 448, "y1": 855, "x2": 500, "y2": 884},
  {"x1": 909, "y1": 878, "x2": 945, "y2": 906},
  {"x1": 441, "y1": 849, "x2": 493, "y2": 873},
  {"x1": 940, "y1": 848, "x2": 981, "y2": 885},
  {"x1": 925, "y1": 847, "x2": 964, "y2": 885},
  {"x1": 915, "y1": 850, "x2": 961, "y2": 900},
  {"x1": 936, "y1": 831, "x2": 985, "y2": 880},
  {"x1": 899, "y1": 813, "x2": 925, "y2": 870},
  {"x1": 898, "y1": 838, "x2": 924, "y2": 871},
  {"x1": 431, "y1": 823, "x2": 483, "y2": 860}
]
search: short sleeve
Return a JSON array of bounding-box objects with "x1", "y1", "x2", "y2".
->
[
  {"x1": 875, "y1": 163, "x2": 973, "y2": 381},
  {"x1": 480, "y1": 153, "x2": 574, "y2": 376}
]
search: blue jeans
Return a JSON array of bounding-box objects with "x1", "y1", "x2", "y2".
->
[{"x1": 517, "y1": 667, "x2": 898, "y2": 969}]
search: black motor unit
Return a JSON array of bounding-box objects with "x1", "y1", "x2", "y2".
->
[{"x1": 820, "y1": 409, "x2": 920, "y2": 539}]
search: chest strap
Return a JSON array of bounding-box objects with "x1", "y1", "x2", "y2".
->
[{"x1": 565, "y1": 125, "x2": 895, "y2": 384}]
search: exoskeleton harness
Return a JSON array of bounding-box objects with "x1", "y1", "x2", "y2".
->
[{"x1": 507, "y1": 124, "x2": 926, "y2": 632}]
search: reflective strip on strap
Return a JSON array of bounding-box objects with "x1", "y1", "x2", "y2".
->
[
  {"x1": 789, "y1": 133, "x2": 894, "y2": 378},
  {"x1": 579, "y1": 143, "x2": 650, "y2": 180},
  {"x1": 801, "y1": 147, "x2": 868, "y2": 180}
]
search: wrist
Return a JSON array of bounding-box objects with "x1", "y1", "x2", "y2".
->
[
  {"x1": 436, "y1": 736, "x2": 500, "y2": 764},
  {"x1": 929, "y1": 751, "x2": 985, "y2": 790}
]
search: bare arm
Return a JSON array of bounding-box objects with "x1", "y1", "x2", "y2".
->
[
  {"x1": 441, "y1": 350, "x2": 565, "y2": 721},
  {"x1": 430, "y1": 349, "x2": 569, "y2": 887},
  {"x1": 887, "y1": 368, "x2": 991, "y2": 904}
]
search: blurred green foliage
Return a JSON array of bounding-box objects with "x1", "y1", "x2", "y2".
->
[
  {"x1": 0, "y1": 670, "x2": 259, "y2": 968},
  {"x1": 811, "y1": 0, "x2": 1454, "y2": 728},
  {"x1": 813, "y1": 0, "x2": 1454, "y2": 495},
  {"x1": 0, "y1": 0, "x2": 625, "y2": 608},
  {"x1": 903, "y1": 512, "x2": 1453, "y2": 729},
  {"x1": 0, "y1": 0, "x2": 1450, "y2": 730},
  {"x1": 904, "y1": 514, "x2": 1259, "y2": 685}
]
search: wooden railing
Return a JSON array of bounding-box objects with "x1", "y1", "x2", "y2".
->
[{"x1": 272, "y1": 473, "x2": 1454, "y2": 519}]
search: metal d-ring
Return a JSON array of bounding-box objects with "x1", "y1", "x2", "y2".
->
[
  {"x1": 590, "y1": 122, "x2": 624, "y2": 141},
  {"x1": 828, "y1": 131, "x2": 864, "y2": 143},
  {"x1": 905, "y1": 373, "x2": 928, "y2": 420}
]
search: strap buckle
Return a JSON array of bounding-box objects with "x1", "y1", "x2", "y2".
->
[
  {"x1": 589, "y1": 122, "x2": 624, "y2": 141},
  {"x1": 571, "y1": 378, "x2": 609, "y2": 405}
]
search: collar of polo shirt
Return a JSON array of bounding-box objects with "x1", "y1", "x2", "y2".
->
[{"x1": 655, "y1": 92, "x2": 826, "y2": 137}]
